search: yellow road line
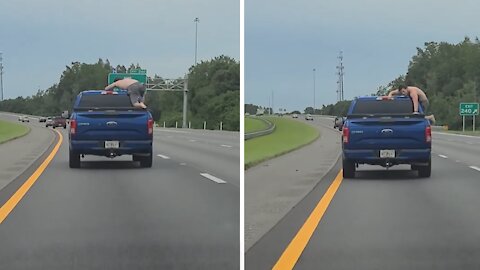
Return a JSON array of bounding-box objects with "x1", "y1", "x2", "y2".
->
[
  {"x1": 272, "y1": 170, "x2": 344, "y2": 270},
  {"x1": 0, "y1": 130, "x2": 62, "y2": 223}
]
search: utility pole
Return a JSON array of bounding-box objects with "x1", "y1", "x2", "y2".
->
[
  {"x1": 336, "y1": 51, "x2": 344, "y2": 101},
  {"x1": 313, "y1": 68, "x2": 316, "y2": 114},
  {"x1": 0, "y1": 52, "x2": 4, "y2": 101},
  {"x1": 194, "y1": 17, "x2": 200, "y2": 65},
  {"x1": 272, "y1": 90, "x2": 274, "y2": 115}
]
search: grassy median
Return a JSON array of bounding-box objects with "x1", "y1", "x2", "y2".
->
[
  {"x1": 245, "y1": 117, "x2": 319, "y2": 169},
  {"x1": 0, "y1": 120, "x2": 30, "y2": 144},
  {"x1": 245, "y1": 117, "x2": 269, "y2": 133}
]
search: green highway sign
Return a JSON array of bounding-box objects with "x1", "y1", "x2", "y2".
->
[
  {"x1": 108, "y1": 73, "x2": 147, "y2": 84},
  {"x1": 459, "y1": 103, "x2": 479, "y2": 116},
  {"x1": 129, "y1": 69, "x2": 147, "y2": 74}
]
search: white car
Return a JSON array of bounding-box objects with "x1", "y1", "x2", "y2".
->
[
  {"x1": 292, "y1": 114, "x2": 298, "y2": 118},
  {"x1": 19, "y1": 116, "x2": 29, "y2": 122},
  {"x1": 305, "y1": 114, "x2": 313, "y2": 121}
]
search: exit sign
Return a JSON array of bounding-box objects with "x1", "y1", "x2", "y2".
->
[{"x1": 459, "y1": 103, "x2": 479, "y2": 116}]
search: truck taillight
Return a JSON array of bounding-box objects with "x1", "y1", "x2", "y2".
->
[
  {"x1": 342, "y1": 126, "x2": 349, "y2": 143},
  {"x1": 148, "y1": 118, "x2": 153, "y2": 135},
  {"x1": 425, "y1": 125, "x2": 432, "y2": 142},
  {"x1": 70, "y1": 119, "x2": 77, "y2": 135}
]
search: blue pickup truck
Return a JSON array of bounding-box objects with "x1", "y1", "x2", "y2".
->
[
  {"x1": 69, "y1": 90, "x2": 154, "y2": 168},
  {"x1": 342, "y1": 96, "x2": 431, "y2": 178}
]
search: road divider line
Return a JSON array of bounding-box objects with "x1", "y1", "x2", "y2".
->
[
  {"x1": 221, "y1": 144, "x2": 232, "y2": 148},
  {"x1": 438, "y1": 155, "x2": 448, "y2": 159},
  {"x1": 189, "y1": 139, "x2": 197, "y2": 142},
  {"x1": 200, "y1": 173, "x2": 227, "y2": 184},
  {"x1": 0, "y1": 130, "x2": 62, "y2": 224},
  {"x1": 273, "y1": 170, "x2": 344, "y2": 270},
  {"x1": 156, "y1": 154, "x2": 170, "y2": 159},
  {"x1": 469, "y1": 166, "x2": 480, "y2": 172}
]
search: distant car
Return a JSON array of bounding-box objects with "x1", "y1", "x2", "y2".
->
[
  {"x1": 292, "y1": 114, "x2": 298, "y2": 118},
  {"x1": 45, "y1": 117, "x2": 53, "y2": 127},
  {"x1": 305, "y1": 114, "x2": 313, "y2": 121},
  {"x1": 19, "y1": 116, "x2": 30, "y2": 122},
  {"x1": 39, "y1": 117, "x2": 47, "y2": 123},
  {"x1": 334, "y1": 116, "x2": 344, "y2": 129},
  {"x1": 51, "y1": 116, "x2": 67, "y2": 129}
]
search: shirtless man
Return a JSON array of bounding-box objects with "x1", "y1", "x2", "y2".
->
[
  {"x1": 105, "y1": 77, "x2": 147, "y2": 108},
  {"x1": 387, "y1": 84, "x2": 436, "y2": 124}
]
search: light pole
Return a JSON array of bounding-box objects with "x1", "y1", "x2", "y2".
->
[
  {"x1": 0, "y1": 52, "x2": 4, "y2": 101},
  {"x1": 194, "y1": 17, "x2": 200, "y2": 65},
  {"x1": 313, "y1": 68, "x2": 316, "y2": 114}
]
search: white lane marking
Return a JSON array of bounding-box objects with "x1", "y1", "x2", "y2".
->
[
  {"x1": 456, "y1": 160, "x2": 461, "y2": 163},
  {"x1": 200, "y1": 173, "x2": 227, "y2": 184},
  {"x1": 180, "y1": 163, "x2": 187, "y2": 166},
  {"x1": 221, "y1": 144, "x2": 232, "y2": 148},
  {"x1": 156, "y1": 154, "x2": 170, "y2": 159},
  {"x1": 189, "y1": 139, "x2": 197, "y2": 142},
  {"x1": 469, "y1": 166, "x2": 480, "y2": 172},
  {"x1": 438, "y1": 155, "x2": 448, "y2": 159},
  {"x1": 466, "y1": 142, "x2": 474, "y2": 144}
]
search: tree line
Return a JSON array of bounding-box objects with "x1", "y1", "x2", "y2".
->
[
  {"x1": 0, "y1": 55, "x2": 239, "y2": 131},
  {"x1": 316, "y1": 37, "x2": 480, "y2": 130}
]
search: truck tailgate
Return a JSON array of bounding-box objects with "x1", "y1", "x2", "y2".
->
[
  {"x1": 346, "y1": 117, "x2": 428, "y2": 149},
  {"x1": 75, "y1": 111, "x2": 150, "y2": 141}
]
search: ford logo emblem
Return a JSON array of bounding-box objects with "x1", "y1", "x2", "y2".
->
[
  {"x1": 106, "y1": 121, "x2": 118, "y2": 127},
  {"x1": 381, "y1": 128, "x2": 393, "y2": 133}
]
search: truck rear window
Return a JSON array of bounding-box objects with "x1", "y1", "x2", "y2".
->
[
  {"x1": 77, "y1": 95, "x2": 133, "y2": 108},
  {"x1": 351, "y1": 99, "x2": 413, "y2": 115}
]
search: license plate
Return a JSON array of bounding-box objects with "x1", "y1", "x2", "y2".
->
[
  {"x1": 380, "y1": 150, "x2": 395, "y2": 158},
  {"x1": 104, "y1": 141, "x2": 119, "y2": 149}
]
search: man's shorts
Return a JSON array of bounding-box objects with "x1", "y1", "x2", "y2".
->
[{"x1": 127, "y1": 82, "x2": 146, "y2": 105}]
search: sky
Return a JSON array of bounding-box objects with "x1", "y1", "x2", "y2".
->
[
  {"x1": 245, "y1": 0, "x2": 480, "y2": 112},
  {"x1": 0, "y1": 0, "x2": 239, "y2": 99}
]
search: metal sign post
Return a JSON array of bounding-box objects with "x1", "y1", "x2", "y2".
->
[
  {"x1": 460, "y1": 102, "x2": 479, "y2": 132},
  {"x1": 144, "y1": 75, "x2": 189, "y2": 128}
]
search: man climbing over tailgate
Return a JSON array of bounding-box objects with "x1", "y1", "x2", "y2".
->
[
  {"x1": 387, "y1": 84, "x2": 436, "y2": 124},
  {"x1": 105, "y1": 77, "x2": 147, "y2": 109}
]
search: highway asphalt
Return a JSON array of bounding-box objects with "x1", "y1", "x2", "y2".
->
[
  {"x1": 247, "y1": 116, "x2": 480, "y2": 269},
  {"x1": 0, "y1": 116, "x2": 239, "y2": 269}
]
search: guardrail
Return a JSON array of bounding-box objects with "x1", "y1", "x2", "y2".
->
[{"x1": 245, "y1": 117, "x2": 275, "y2": 140}]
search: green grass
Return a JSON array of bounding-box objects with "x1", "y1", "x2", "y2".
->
[
  {"x1": 245, "y1": 117, "x2": 320, "y2": 169},
  {"x1": 245, "y1": 117, "x2": 269, "y2": 133},
  {"x1": 0, "y1": 120, "x2": 30, "y2": 144}
]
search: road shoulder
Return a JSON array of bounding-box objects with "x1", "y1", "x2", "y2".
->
[
  {"x1": 245, "y1": 117, "x2": 341, "y2": 250},
  {"x1": 0, "y1": 117, "x2": 56, "y2": 191}
]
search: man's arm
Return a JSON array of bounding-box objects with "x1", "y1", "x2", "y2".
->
[
  {"x1": 387, "y1": 89, "x2": 399, "y2": 97},
  {"x1": 105, "y1": 82, "x2": 117, "y2": 91}
]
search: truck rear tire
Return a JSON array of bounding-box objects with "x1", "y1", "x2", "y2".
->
[
  {"x1": 139, "y1": 151, "x2": 153, "y2": 168},
  {"x1": 418, "y1": 158, "x2": 431, "y2": 178},
  {"x1": 69, "y1": 149, "x2": 80, "y2": 168},
  {"x1": 343, "y1": 158, "x2": 355, "y2": 178}
]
